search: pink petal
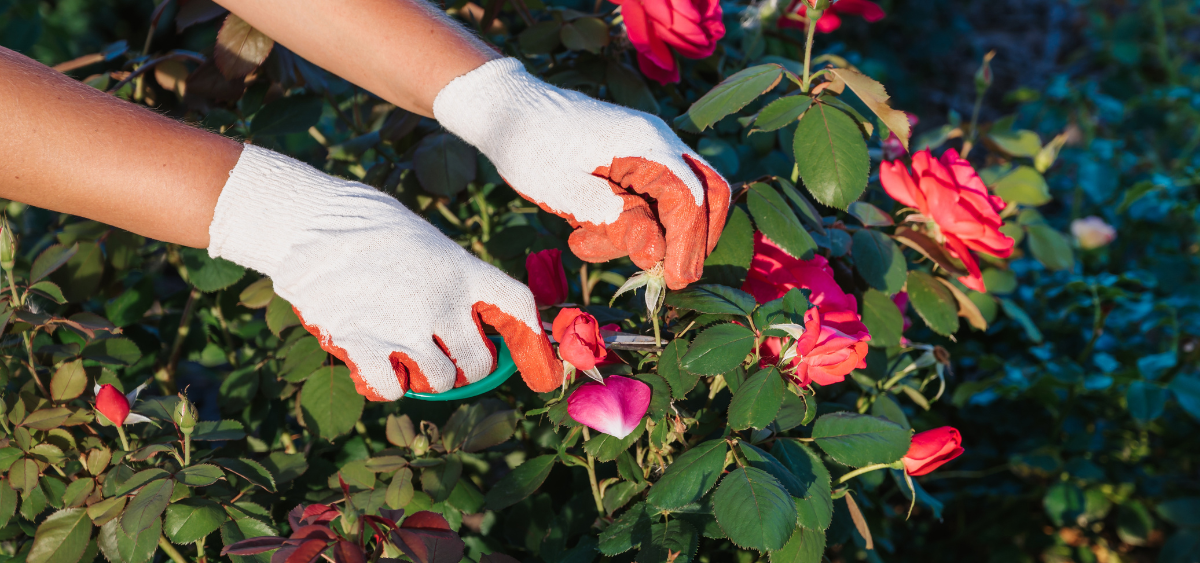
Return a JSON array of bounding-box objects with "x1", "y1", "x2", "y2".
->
[{"x1": 567, "y1": 375, "x2": 650, "y2": 438}]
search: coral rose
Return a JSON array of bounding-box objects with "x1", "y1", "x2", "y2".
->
[
  {"x1": 880, "y1": 148, "x2": 1015, "y2": 292},
  {"x1": 760, "y1": 307, "x2": 869, "y2": 386},
  {"x1": 526, "y1": 249, "x2": 569, "y2": 307},
  {"x1": 552, "y1": 308, "x2": 607, "y2": 371},
  {"x1": 902, "y1": 426, "x2": 964, "y2": 476},
  {"x1": 612, "y1": 0, "x2": 725, "y2": 84},
  {"x1": 778, "y1": 0, "x2": 885, "y2": 34},
  {"x1": 567, "y1": 375, "x2": 651, "y2": 438}
]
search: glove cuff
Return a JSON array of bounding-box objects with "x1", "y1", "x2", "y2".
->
[
  {"x1": 432, "y1": 58, "x2": 543, "y2": 149},
  {"x1": 207, "y1": 144, "x2": 337, "y2": 275}
]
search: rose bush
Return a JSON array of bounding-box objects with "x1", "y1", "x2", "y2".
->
[{"x1": 0, "y1": 0, "x2": 1196, "y2": 562}]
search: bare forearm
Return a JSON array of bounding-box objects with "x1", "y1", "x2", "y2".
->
[
  {"x1": 215, "y1": 0, "x2": 498, "y2": 117},
  {"x1": 0, "y1": 48, "x2": 241, "y2": 248}
]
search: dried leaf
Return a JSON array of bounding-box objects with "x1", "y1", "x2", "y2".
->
[
  {"x1": 215, "y1": 14, "x2": 275, "y2": 80},
  {"x1": 829, "y1": 68, "x2": 910, "y2": 149}
]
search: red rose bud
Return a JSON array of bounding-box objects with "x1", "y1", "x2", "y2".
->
[
  {"x1": 975, "y1": 50, "x2": 995, "y2": 93},
  {"x1": 526, "y1": 249, "x2": 568, "y2": 307},
  {"x1": 902, "y1": 427, "x2": 964, "y2": 476},
  {"x1": 552, "y1": 308, "x2": 606, "y2": 371},
  {"x1": 95, "y1": 384, "x2": 130, "y2": 426}
]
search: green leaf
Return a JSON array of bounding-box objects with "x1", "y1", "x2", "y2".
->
[
  {"x1": 22, "y1": 407, "x2": 71, "y2": 431},
  {"x1": 852, "y1": 230, "x2": 906, "y2": 294},
  {"x1": 54, "y1": 241, "x2": 104, "y2": 302},
  {"x1": 114, "y1": 469, "x2": 170, "y2": 497},
  {"x1": 728, "y1": 367, "x2": 785, "y2": 430},
  {"x1": 28, "y1": 508, "x2": 92, "y2": 563},
  {"x1": 748, "y1": 183, "x2": 816, "y2": 260},
  {"x1": 906, "y1": 271, "x2": 958, "y2": 336},
  {"x1": 1168, "y1": 375, "x2": 1200, "y2": 423},
  {"x1": 462, "y1": 410, "x2": 519, "y2": 453},
  {"x1": 681, "y1": 323, "x2": 756, "y2": 376},
  {"x1": 998, "y1": 298, "x2": 1043, "y2": 343},
  {"x1": 860, "y1": 289, "x2": 903, "y2": 348},
  {"x1": 1127, "y1": 381, "x2": 1167, "y2": 424},
  {"x1": 251, "y1": 94, "x2": 323, "y2": 136},
  {"x1": 1043, "y1": 482, "x2": 1085, "y2": 527},
  {"x1": 635, "y1": 373, "x2": 672, "y2": 419},
  {"x1": 50, "y1": 360, "x2": 87, "y2": 403},
  {"x1": 238, "y1": 277, "x2": 275, "y2": 309},
  {"x1": 559, "y1": 17, "x2": 608, "y2": 53},
  {"x1": 483, "y1": 454, "x2": 556, "y2": 511},
  {"x1": 163, "y1": 498, "x2": 223, "y2": 544},
  {"x1": 180, "y1": 247, "x2": 245, "y2": 292},
  {"x1": 847, "y1": 202, "x2": 894, "y2": 227},
  {"x1": 213, "y1": 458, "x2": 275, "y2": 492},
  {"x1": 636, "y1": 520, "x2": 699, "y2": 563},
  {"x1": 30, "y1": 244, "x2": 78, "y2": 283},
  {"x1": 104, "y1": 278, "x2": 153, "y2": 326},
  {"x1": 98, "y1": 514, "x2": 160, "y2": 563},
  {"x1": 712, "y1": 467, "x2": 796, "y2": 551},
  {"x1": 386, "y1": 468, "x2": 415, "y2": 509},
  {"x1": 703, "y1": 207, "x2": 754, "y2": 287},
  {"x1": 665, "y1": 285, "x2": 757, "y2": 315},
  {"x1": 752, "y1": 95, "x2": 813, "y2": 133},
  {"x1": 280, "y1": 335, "x2": 326, "y2": 383},
  {"x1": 173, "y1": 464, "x2": 224, "y2": 487},
  {"x1": 62, "y1": 478, "x2": 94, "y2": 508},
  {"x1": 421, "y1": 454, "x2": 462, "y2": 503},
  {"x1": 1156, "y1": 497, "x2": 1200, "y2": 528},
  {"x1": 646, "y1": 440, "x2": 729, "y2": 510},
  {"x1": 447, "y1": 479, "x2": 486, "y2": 514},
  {"x1": 121, "y1": 477, "x2": 174, "y2": 536},
  {"x1": 414, "y1": 132, "x2": 477, "y2": 198},
  {"x1": 777, "y1": 179, "x2": 826, "y2": 235},
  {"x1": 988, "y1": 129, "x2": 1042, "y2": 158},
  {"x1": 518, "y1": 21, "x2": 562, "y2": 54},
  {"x1": 811, "y1": 412, "x2": 910, "y2": 467},
  {"x1": 793, "y1": 102, "x2": 869, "y2": 210},
  {"x1": 300, "y1": 365, "x2": 366, "y2": 440},
  {"x1": 29, "y1": 281, "x2": 67, "y2": 304},
  {"x1": 738, "y1": 443, "x2": 809, "y2": 499},
  {"x1": 0, "y1": 479, "x2": 18, "y2": 528},
  {"x1": 770, "y1": 526, "x2": 825, "y2": 563},
  {"x1": 1026, "y1": 224, "x2": 1074, "y2": 271},
  {"x1": 658, "y1": 338, "x2": 699, "y2": 400},
  {"x1": 191, "y1": 420, "x2": 247, "y2": 441},
  {"x1": 583, "y1": 419, "x2": 647, "y2": 462},
  {"x1": 677, "y1": 64, "x2": 784, "y2": 132},
  {"x1": 772, "y1": 440, "x2": 832, "y2": 530},
  {"x1": 870, "y1": 394, "x2": 910, "y2": 430},
  {"x1": 599, "y1": 503, "x2": 653, "y2": 555},
  {"x1": 607, "y1": 60, "x2": 659, "y2": 115},
  {"x1": 990, "y1": 165, "x2": 1050, "y2": 206},
  {"x1": 81, "y1": 337, "x2": 142, "y2": 366},
  {"x1": 265, "y1": 296, "x2": 301, "y2": 337}
]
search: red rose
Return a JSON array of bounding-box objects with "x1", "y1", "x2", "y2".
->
[
  {"x1": 95, "y1": 384, "x2": 130, "y2": 426},
  {"x1": 526, "y1": 249, "x2": 569, "y2": 307},
  {"x1": 760, "y1": 306, "x2": 869, "y2": 386},
  {"x1": 902, "y1": 426, "x2": 964, "y2": 476},
  {"x1": 552, "y1": 308, "x2": 607, "y2": 371},
  {"x1": 880, "y1": 149, "x2": 1015, "y2": 292},
  {"x1": 778, "y1": 0, "x2": 885, "y2": 33},
  {"x1": 892, "y1": 291, "x2": 912, "y2": 333},
  {"x1": 613, "y1": 0, "x2": 725, "y2": 84}
]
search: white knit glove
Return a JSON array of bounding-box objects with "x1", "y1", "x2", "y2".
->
[
  {"x1": 207, "y1": 145, "x2": 562, "y2": 400},
  {"x1": 433, "y1": 58, "x2": 731, "y2": 290}
]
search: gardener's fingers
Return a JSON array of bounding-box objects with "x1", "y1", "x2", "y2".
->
[
  {"x1": 470, "y1": 270, "x2": 563, "y2": 393},
  {"x1": 568, "y1": 188, "x2": 666, "y2": 271}
]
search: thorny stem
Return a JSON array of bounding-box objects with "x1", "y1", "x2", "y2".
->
[
  {"x1": 837, "y1": 463, "x2": 893, "y2": 484},
  {"x1": 801, "y1": 10, "x2": 821, "y2": 91},
  {"x1": 115, "y1": 425, "x2": 131, "y2": 452},
  {"x1": 581, "y1": 428, "x2": 606, "y2": 515},
  {"x1": 158, "y1": 535, "x2": 190, "y2": 563}
]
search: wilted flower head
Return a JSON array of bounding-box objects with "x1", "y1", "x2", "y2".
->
[
  {"x1": 1070, "y1": 216, "x2": 1116, "y2": 250},
  {"x1": 567, "y1": 375, "x2": 651, "y2": 438}
]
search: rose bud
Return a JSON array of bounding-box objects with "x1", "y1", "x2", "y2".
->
[
  {"x1": 1070, "y1": 216, "x2": 1116, "y2": 250},
  {"x1": 174, "y1": 395, "x2": 199, "y2": 433},
  {"x1": 95, "y1": 384, "x2": 130, "y2": 426},
  {"x1": 552, "y1": 308, "x2": 607, "y2": 372},
  {"x1": 567, "y1": 375, "x2": 651, "y2": 438},
  {"x1": 526, "y1": 249, "x2": 569, "y2": 307},
  {"x1": 902, "y1": 427, "x2": 964, "y2": 476},
  {"x1": 0, "y1": 218, "x2": 14, "y2": 272}
]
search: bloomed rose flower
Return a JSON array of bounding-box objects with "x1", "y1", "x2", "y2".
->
[
  {"x1": 880, "y1": 149, "x2": 1015, "y2": 292},
  {"x1": 612, "y1": 0, "x2": 725, "y2": 84},
  {"x1": 778, "y1": 0, "x2": 885, "y2": 33},
  {"x1": 526, "y1": 249, "x2": 569, "y2": 307},
  {"x1": 742, "y1": 232, "x2": 870, "y2": 386},
  {"x1": 902, "y1": 426, "x2": 964, "y2": 476},
  {"x1": 1070, "y1": 216, "x2": 1116, "y2": 250},
  {"x1": 552, "y1": 308, "x2": 607, "y2": 371}
]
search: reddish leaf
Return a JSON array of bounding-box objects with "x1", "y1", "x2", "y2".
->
[
  {"x1": 214, "y1": 14, "x2": 275, "y2": 80},
  {"x1": 301, "y1": 504, "x2": 338, "y2": 526},
  {"x1": 391, "y1": 528, "x2": 465, "y2": 563},
  {"x1": 284, "y1": 539, "x2": 329, "y2": 563},
  {"x1": 222, "y1": 536, "x2": 287, "y2": 555},
  {"x1": 270, "y1": 546, "x2": 297, "y2": 563},
  {"x1": 176, "y1": 0, "x2": 227, "y2": 32},
  {"x1": 401, "y1": 511, "x2": 451, "y2": 531},
  {"x1": 334, "y1": 540, "x2": 367, "y2": 563},
  {"x1": 287, "y1": 504, "x2": 305, "y2": 531},
  {"x1": 338, "y1": 474, "x2": 351, "y2": 497},
  {"x1": 378, "y1": 509, "x2": 405, "y2": 525},
  {"x1": 290, "y1": 525, "x2": 338, "y2": 541}
]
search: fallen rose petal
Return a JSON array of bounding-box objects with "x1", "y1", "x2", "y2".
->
[{"x1": 567, "y1": 375, "x2": 650, "y2": 438}]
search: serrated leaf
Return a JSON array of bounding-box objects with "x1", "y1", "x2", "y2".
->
[
  {"x1": 462, "y1": 410, "x2": 519, "y2": 453},
  {"x1": 238, "y1": 277, "x2": 275, "y2": 309},
  {"x1": 483, "y1": 454, "x2": 555, "y2": 511},
  {"x1": 681, "y1": 323, "x2": 756, "y2": 376},
  {"x1": 852, "y1": 229, "x2": 906, "y2": 294},
  {"x1": 174, "y1": 464, "x2": 225, "y2": 487},
  {"x1": 180, "y1": 247, "x2": 245, "y2": 292},
  {"x1": 98, "y1": 513, "x2": 160, "y2": 563},
  {"x1": 164, "y1": 498, "x2": 224, "y2": 544},
  {"x1": 891, "y1": 227, "x2": 967, "y2": 277},
  {"x1": 31, "y1": 244, "x2": 78, "y2": 283},
  {"x1": 829, "y1": 67, "x2": 909, "y2": 149},
  {"x1": 712, "y1": 467, "x2": 796, "y2": 551},
  {"x1": 29, "y1": 281, "x2": 67, "y2": 304},
  {"x1": 811, "y1": 413, "x2": 910, "y2": 467},
  {"x1": 300, "y1": 365, "x2": 365, "y2": 441},
  {"x1": 265, "y1": 296, "x2": 300, "y2": 337},
  {"x1": 121, "y1": 477, "x2": 174, "y2": 536},
  {"x1": 658, "y1": 338, "x2": 698, "y2": 400},
  {"x1": 728, "y1": 367, "x2": 785, "y2": 430},
  {"x1": 599, "y1": 503, "x2": 653, "y2": 555},
  {"x1": 770, "y1": 526, "x2": 825, "y2": 563},
  {"x1": 748, "y1": 183, "x2": 816, "y2": 260},
  {"x1": 251, "y1": 95, "x2": 323, "y2": 136},
  {"x1": 647, "y1": 440, "x2": 728, "y2": 510},
  {"x1": 991, "y1": 165, "x2": 1050, "y2": 206},
  {"x1": 665, "y1": 285, "x2": 757, "y2": 315},
  {"x1": 421, "y1": 454, "x2": 461, "y2": 503},
  {"x1": 777, "y1": 179, "x2": 826, "y2": 235},
  {"x1": 677, "y1": 64, "x2": 784, "y2": 132},
  {"x1": 703, "y1": 207, "x2": 755, "y2": 287},
  {"x1": 28, "y1": 508, "x2": 92, "y2": 563},
  {"x1": 936, "y1": 278, "x2": 987, "y2": 331},
  {"x1": 50, "y1": 360, "x2": 87, "y2": 402},
  {"x1": 1026, "y1": 224, "x2": 1074, "y2": 271},
  {"x1": 213, "y1": 458, "x2": 275, "y2": 492},
  {"x1": 772, "y1": 440, "x2": 833, "y2": 530},
  {"x1": 191, "y1": 419, "x2": 247, "y2": 441},
  {"x1": 906, "y1": 271, "x2": 959, "y2": 336},
  {"x1": 793, "y1": 102, "x2": 869, "y2": 210},
  {"x1": 414, "y1": 133, "x2": 477, "y2": 197},
  {"x1": 80, "y1": 338, "x2": 142, "y2": 366},
  {"x1": 753, "y1": 95, "x2": 813, "y2": 132},
  {"x1": 215, "y1": 14, "x2": 274, "y2": 80},
  {"x1": 861, "y1": 289, "x2": 902, "y2": 348},
  {"x1": 636, "y1": 520, "x2": 698, "y2": 563},
  {"x1": 584, "y1": 418, "x2": 648, "y2": 462}
]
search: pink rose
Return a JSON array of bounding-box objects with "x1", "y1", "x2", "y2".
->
[
  {"x1": 778, "y1": 0, "x2": 885, "y2": 34},
  {"x1": 567, "y1": 375, "x2": 651, "y2": 438},
  {"x1": 760, "y1": 307, "x2": 869, "y2": 386},
  {"x1": 902, "y1": 427, "x2": 964, "y2": 476},
  {"x1": 880, "y1": 149, "x2": 1015, "y2": 292},
  {"x1": 552, "y1": 308, "x2": 607, "y2": 371},
  {"x1": 1070, "y1": 216, "x2": 1116, "y2": 250},
  {"x1": 613, "y1": 0, "x2": 725, "y2": 84},
  {"x1": 526, "y1": 249, "x2": 569, "y2": 307}
]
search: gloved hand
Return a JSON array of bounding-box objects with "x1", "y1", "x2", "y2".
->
[
  {"x1": 433, "y1": 58, "x2": 731, "y2": 290},
  {"x1": 207, "y1": 145, "x2": 562, "y2": 400}
]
